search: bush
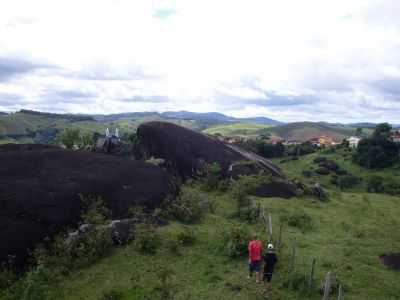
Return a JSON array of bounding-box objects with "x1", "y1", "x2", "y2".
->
[
  {"x1": 221, "y1": 225, "x2": 251, "y2": 258},
  {"x1": 353, "y1": 129, "x2": 399, "y2": 169},
  {"x1": 281, "y1": 212, "x2": 313, "y2": 232},
  {"x1": 315, "y1": 167, "x2": 330, "y2": 175},
  {"x1": 177, "y1": 227, "x2": 196, "y2": 246},
  {"x1": 367, "y1": 175, "x2": 384, "y2": 193},
  {"x1": 319, "y1": 160, "x2": 339, "y2": 171},
  {"x1": 152, "y1": 267, "x2": 176, "y2": 300},
  {"x1": 383, "y1": 179, "x2": 400, "y2": 195},
  {"x1": 230, "y1": 175, "x2": 269, "y2": 218},
  {"x1": 337, "y1": 175, "x2": 361, "y2": 190},
  {"x1": 281, "y1": 272, "x2": 307, "y2": 292},
  {"x1": 313, "y1": 156, "x2": 327, "y2": 164},
  {"x1": 302, "y1": 170, "x2": 313, "y2": 178},
  {"x1": 133, "y1": 224, "x2": 161, "y2": 255},
  {"x1": 203, "y1": 162, "x2": 222, "y2": 191},
  {"x1": 334, "y1": 168, "x2": 348, "y2": 176},
  {"x1": 170, "y1": 186, "x2": 212, "y2": 224},
  {"x1": 100, "y1": 289, "x2": 123, "y2": 300}
]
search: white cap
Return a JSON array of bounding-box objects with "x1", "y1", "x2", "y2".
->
[{"x1": 267, "y1": 243, "x2": 274, "y2": 250}]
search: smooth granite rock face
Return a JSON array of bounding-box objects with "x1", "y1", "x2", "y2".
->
[
  {"x1": 135, "y1": 121, "x2": 284, "y2": 179},
  {"x1": 0, "y1": 144, "x2": 173, "y2": 265}
]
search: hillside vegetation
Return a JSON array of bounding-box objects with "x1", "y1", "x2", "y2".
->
[
  {"x1": 203, "y1": 123, "x2": 272, "y2": 138},
  {"x1": 2, "y1": 147, "x2": 399, "y2": 300},
  {"x1": 264, "y1": 122, "x2": 357, "y2": 142}
]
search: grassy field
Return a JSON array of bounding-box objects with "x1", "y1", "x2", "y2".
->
[
  {"x1": 21, "y1": 159, "x2": 399, "y2": 300},
  {"x1": 1, "y1": 150, "x2": 399, "y2": 300},
  {"x1": 271, "y1": 148, "x2": 400, "y2": 192},
  {"x1": 0, "y1": 112, "x2": 199, "y2": 144},
  {"x1": 203, "y1": 123, "x2": 272, "y2": 137},
  {"x1": 265, "y1": 122, "x2": 357, "y2": 142}
]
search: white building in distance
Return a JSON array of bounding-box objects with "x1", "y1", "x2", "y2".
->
[{"x1": 347, "y1": 136, "x2": 361, "y2": 148}]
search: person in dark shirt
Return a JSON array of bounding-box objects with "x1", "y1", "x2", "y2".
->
[{"x1": 263, "y1": 243, "x2": 278, "y2": 283}]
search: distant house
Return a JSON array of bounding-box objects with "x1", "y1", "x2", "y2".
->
[
  {"x1": 392, "y1": 131, "x2": 400, "y2": 143},
  {"x1": 309, "y1": 135, "x2": 335, "y2": 147},
  {"x1": 268, "y1": 136, "x2": 284, "y2": 145},
  {"x1": 283, "y1": 140, "x2": 302, "y2": 146},
  {"x1": 347, "y1": 136, "x2": 361, "y2": 148}
]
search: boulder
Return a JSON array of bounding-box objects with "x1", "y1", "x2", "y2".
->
[
  {"x1": 313, "y1": 156, "x2": 327, "y2": 164},
  {"x1": 379, "y1": 253, "x2": 400, "y2": 271},
  {"x1": 135, "y1": 121, "x2": 284, "y2": 179},
  {"x1": 315, "y1": 167, "x2": 330, "y2": 175},
  {"x1": 319, "y1": 160, "x2": 339, "y2": 171},
  {"x1": 0, "y1": 144, "x2": 173, "y2": 266},
  {"x1": 253, "y1": 181, "x2": 298, "y2": 198}
]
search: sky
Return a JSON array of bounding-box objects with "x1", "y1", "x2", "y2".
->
[{"x1": 0, "y1": 0, "x2": 399, "y2": 123}]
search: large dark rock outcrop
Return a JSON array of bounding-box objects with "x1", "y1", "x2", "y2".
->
[
  {"x1": 379, "y1": 254, "x2": 400, "y2": 271},
  {"x1": 0, "y1": 144, "x2": 172, "y2": 265},
  {"x1": 253, "y1": 181, "x2": 298, "y2": 199},
  {"x1": 135, "y1": 122, "x2": 284, "y2": 179}
]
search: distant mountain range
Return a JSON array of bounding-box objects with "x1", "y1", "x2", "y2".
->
[
  {"x1": 91, "y1": 110, "x2": 284, "y2": 125},
  {"x1": 0, "y1": 109, "x2": 398, "y2": 144}
]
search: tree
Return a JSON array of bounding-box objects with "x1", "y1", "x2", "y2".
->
[
  {"x1": 373, "y1": 123, "x2": 392, "y2": 139},
  {"x1": 58, "y1": 128, "x2": 81, "y2": 149},
  {"x1": 353, "y1": 136, "x2": 399, "y2": 168},
  {"x1": 355, "y1": 128, "x2": 363, "y2": 137}
]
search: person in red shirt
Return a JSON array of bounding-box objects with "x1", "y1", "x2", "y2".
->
[{"x1": 248, "y1": 233, "x2": 263, "y2": 283}]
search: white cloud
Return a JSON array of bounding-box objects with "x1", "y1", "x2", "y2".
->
[{"x1": 0, "y1": 0, "x2": 399, "y2": 122}]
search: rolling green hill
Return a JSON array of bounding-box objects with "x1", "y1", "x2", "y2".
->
[
  {"x1": 3, "y1": 153, "x2": 399, "y2": 299},
  {"x1": 0, "y1": 111, "x2": 199, "y2": 144},
  {"x1": 203, "y1": 123, "x2": 272, "y2": 138},
  {"x1": 264, "y1": 122, "x2": 357, "y2": 142}
]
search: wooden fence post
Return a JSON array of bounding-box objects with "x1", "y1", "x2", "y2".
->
[
  {"x1": 290, "y1": 240, "x2": 297, "y2": 273},
  {"x1": 322, "y1": 271, "x2": 332, "y2": 300},
  {"x1": 268, "y1": 213, "x2": 273, "y2": 242},
  {"x1": 277, "y1": 222, "x2": 283, "y2": 250},
  {"x1": 308, "y1": 257, "x2": 316, "y2": 291},
  {"x1": 337, "y1": 284, "x2": 343, "y2": 300}
]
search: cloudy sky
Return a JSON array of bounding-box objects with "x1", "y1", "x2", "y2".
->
[{"x1": 0, "y1": 0, "x2": 399, "y2": 122}]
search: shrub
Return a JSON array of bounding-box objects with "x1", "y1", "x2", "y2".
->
[
  {"x1": 170, "y1": 186, "x2": 211, "y2": 224},
  {"x1": 367, "y1": 175, "x2": 384, "y2": 193},
  {"x1": 337, "y1": 175, "x2": 361, "y2": 190},
  {"x1": 221, "y1": 225, "x2": 251, "y2": 258},
  {"x1": 353, "y1": 129, "x2": 399, "y2": 169},
  {"x1": 166, "y1": 239, "x2": 181, "y2": 256},
  {"x1": 281, "y1": 212, "x2": 313, "y2": 232},
  {"x1": 383, "y1": 179, "x2": 400, "y2": 195},
  {"x1": 152, "y1": 267, "x2": 176, "y2": 300},
  {"x1": 230, "y1": 175, "x2": 268, "y2": 218},
  {"x1": 313, "y1": 156, "x2": 327, "y2": 164},
  {"x1": 99, "y1": 289, "x2": 123, "y2": 300},
  {"x1": 203, "y1": 162, "x2": 222, "y2": 191},
  {"x1": 133, "y1": 224, "x2": 161, "y2": 255},
  {"x1": 319, "y1": 160, "x2": 339, "y2": 171},
  {"x1": 302, "y1": 170, "x2": 313, "y2": 178},
  {"x1": 334, "y1": 168, "x2": 348, "y2": 176},
  {"x1": 177, "y1": 226, "x2": 196, "y2": 246},
  {"x1": 315, "y1": 167, "x2": 330, "y2": 175},
  {"x1": 281, "y1": 272, "x2": 307, "y2": 292},
  {"x1": 0, "y1": 261, "x2": 17, "y2": 290}
]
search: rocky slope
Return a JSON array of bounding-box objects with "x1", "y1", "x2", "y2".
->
[{"x1": 0, "y1": 144, "x2": 173, "y2": 266}]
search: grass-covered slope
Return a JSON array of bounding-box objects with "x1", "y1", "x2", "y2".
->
[
  {"x1": 0, "y1": 111, "x2": 198, "y2": 144},
  {"x1": 30, "y1": 181, "x2": 400, "y2": 299},
  {"x1": 265, "y1": 122, "x2": 357, "y2": 142},
  {"x1": 203, "y1": 123, "x2": 272, "y2": 138},
  {"x1": 271, "y1": 148, "x2": 400, "y2": 192}
]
